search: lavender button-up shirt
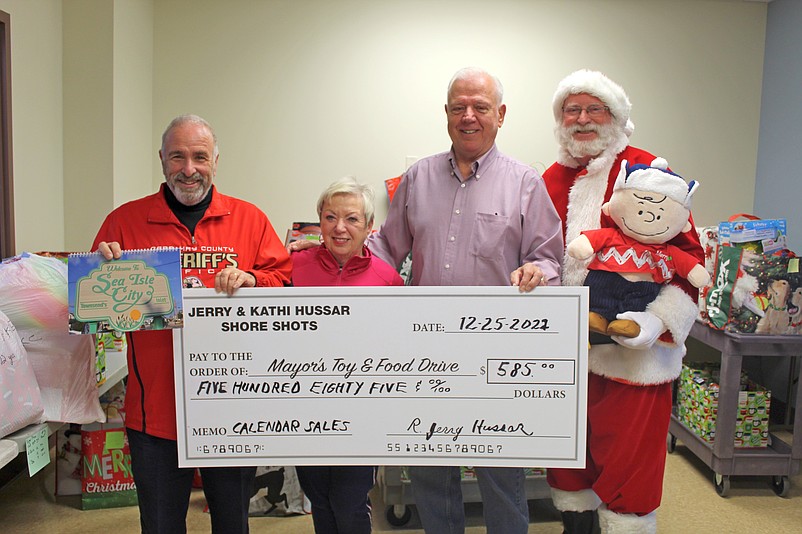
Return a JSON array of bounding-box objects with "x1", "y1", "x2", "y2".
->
[{"x1": 369, "y1": 144, "x2": 563, "y2": 287}]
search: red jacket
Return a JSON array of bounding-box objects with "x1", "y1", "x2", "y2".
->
[
  {"x1": 92, "y1": 184, "x2": 291, "y2": 440},
  {"x1": 291, "y1": 245, "x2": 403, "y2": 287}
]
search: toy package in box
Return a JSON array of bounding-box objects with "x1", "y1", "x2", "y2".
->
[
  {"x1": 677, "y1": 363, "x2": 771, "y2": 448},
  {"x1": 718, "y1": 216, "x2": 786, "y2": 254}
]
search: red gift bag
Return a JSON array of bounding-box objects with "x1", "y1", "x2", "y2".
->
[{"x1": 80, "y1": 423, "x2": 137, "y2": 509}]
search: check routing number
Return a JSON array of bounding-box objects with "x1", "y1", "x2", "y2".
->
[{"x1": 174, "y1": 286, "x2": 589, "y2": 468}]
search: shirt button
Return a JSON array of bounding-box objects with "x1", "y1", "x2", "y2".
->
[
  {"x1": 460, "y1": 183, "x2": 466, "y2": 188},
  {"x1": 445, "y1": 264, "x2": 451, "y2": 269},
  {"x1": 450, "y1": 236, "x2": 455, "y2": 242},
  {"x1": 455, "y1": 209, "x2": 460, "y2": 215}
]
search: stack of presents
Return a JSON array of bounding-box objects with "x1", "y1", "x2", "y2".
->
[
  {"x1": 698, "y1": 215, "x2": 800, "y2": 335},
  {"x1": 676, "y1": 362, "x2": 771, "y2": 448},
  {"x1": 683, "y1": 213, "x2": 800, "y2": 449}
]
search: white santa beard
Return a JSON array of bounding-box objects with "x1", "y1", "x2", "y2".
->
[{"x1": 557, "y1": 123, "x2": 618, "y2": 160}]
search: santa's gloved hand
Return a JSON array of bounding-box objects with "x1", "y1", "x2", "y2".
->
[{"x1": 611, "y1": 311, "x2": 665, "y2": 350}]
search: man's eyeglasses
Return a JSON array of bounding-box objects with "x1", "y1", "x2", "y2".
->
[{"x1": 562, "y1": 105, "x2": 610, "y2": 118}]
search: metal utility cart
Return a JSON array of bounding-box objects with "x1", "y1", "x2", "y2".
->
[
  {"x1": 379, "y1": 466, "x2": 551, "y2": 527},
  {"x1": 667, "y1": 321, "x2": 802, "y2": 497}
]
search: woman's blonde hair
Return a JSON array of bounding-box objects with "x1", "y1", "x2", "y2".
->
[{"x1": 316, "y1": 177, "x2": 375, "y2": 226}]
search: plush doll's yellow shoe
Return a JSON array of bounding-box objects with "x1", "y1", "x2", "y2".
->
[
  {"x1": 607, "y1": 319, "x2": 641, "y2": 338},
  {"x1": 588, "y1": 312, "x2": 609, "y2": 335}
]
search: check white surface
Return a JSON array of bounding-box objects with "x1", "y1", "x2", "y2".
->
[{"x1": 174, "y1": 286, "x2": 588, "y2": 468}]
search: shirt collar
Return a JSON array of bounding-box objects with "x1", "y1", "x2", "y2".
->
[{"x1": 448, "y1": 144, "x2": 498, "y2": 181}]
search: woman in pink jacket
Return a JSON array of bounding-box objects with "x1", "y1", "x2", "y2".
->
[{"x1": 292, "y1": 177, "x2": 402, "y2": 533}]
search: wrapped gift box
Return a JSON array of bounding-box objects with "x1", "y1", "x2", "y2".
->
[{"x1": 678, "y1": 362, "x2": 771, "y2": 448}]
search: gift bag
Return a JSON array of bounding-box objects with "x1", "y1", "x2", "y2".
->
[
  {"x1": 0, "y1": 253, "x2": 68, "y2": 332},
  {"x1": 696, "y1": 225, "x2": 719, "y2": 316},
  {"x1": 55, "y1": 424, "x2": 83, "y2": 496},
  {"x1": 249, "y1": 466, "x2": 310, "y2": 516},
  {"x1": 0, "y1": 310, "x2": 45, "y2": 439},
  {"x1": 21, "y1": 329, "x2": 105, "y2": 424},
  {"x1": 81, "y1": 423, "x2": 137, "y2": 509},
  {"x1": 706, "y1": 245, "x2": 801, "y2": 334}
]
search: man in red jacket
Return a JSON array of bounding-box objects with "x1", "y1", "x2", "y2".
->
[
  {"x1": 94, "y1": 114, "x2": 291, "y2": 533},
  {"x1": 541, "y1": 71, "x2": 703, "y2": 533}
]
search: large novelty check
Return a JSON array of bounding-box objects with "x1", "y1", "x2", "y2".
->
[{"x1": 174, "y1": 286, "x2": 588, "y2": 468}]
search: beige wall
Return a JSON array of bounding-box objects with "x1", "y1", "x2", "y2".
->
[
  {"x1": 62, "y1": 0, "x2": 114, "y2": 252},
  {"x1": 151, "y1": 0, "x2": 766, "y2": 238},
  {"x1": 63, "y1": 0, "x2": 153, "y2": 251},
  {"x1": 2, "y1": 0, "x2": 767, "y2": 253},
  {"x1": 0, "y1": 0, "x2": 63, "y2": 253},
  {"x1": 1, "y1": 0, "x2": 152, "y2": 253},
  {"x1": 112, "y1": 0, "x2": 153, "y2": 210}
]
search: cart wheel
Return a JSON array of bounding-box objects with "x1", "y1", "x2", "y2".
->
[
  {"x1": 771, "y1": 476, "x2": 791, "y2": 497},
  {"x1": 666, "y1": 432, "x2": 677, "y2": 453},
  {"x1": 714, "y1": 473, "x2": 730, "y2": 497},
  {"x1": 386, "y1": 505, "x2": 412, "y2": 527}
]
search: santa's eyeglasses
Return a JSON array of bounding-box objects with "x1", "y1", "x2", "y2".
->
[{"x1": 562, "y1": 105, "x2": 610, "y2": 118}]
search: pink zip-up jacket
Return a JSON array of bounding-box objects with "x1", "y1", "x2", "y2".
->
[{"x1": 291, "y1": 245, "x2": 403, "y2": 287}]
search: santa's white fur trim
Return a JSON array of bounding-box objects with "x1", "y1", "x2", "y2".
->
[
  {"x1": 560, "y1": 131, "x2": 630, "y2": 287},
  {"x1": 646, "y1": 284, "x2": 699, "y2": 346},
  {"x1": 598, "y1": 505, "x2": 656, "y2": 534},
  {"x1": 553, "y1": 69, "x2": 634, "y2": 136},
  {"x1": 551, "y1": 487, "x2": 601, "y2": 512},
  {"x1": 589, "y1": 338, "x2": 684, "y2": 385},
  {"x1": 588, "y1": 285, "x2": 695, "y2": 384},
  {"x1": 563, "y1": 169, "x2": 608, "y2": 286}
]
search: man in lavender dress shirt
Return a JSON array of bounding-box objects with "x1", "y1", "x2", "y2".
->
[{"x1": 368, "y1": 67, "x2": 564, "y2": 533}]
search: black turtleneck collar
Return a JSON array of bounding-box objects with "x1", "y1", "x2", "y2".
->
[{"x1": 163, "y1": 184, "x2": 213, "y2": 236}]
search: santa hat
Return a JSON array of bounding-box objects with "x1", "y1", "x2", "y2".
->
[
  {"x1": 614, "y1": 157, "x2": 699, "y2": 209},
  {"x1": 552, "y1": 69, "x2": 634, "y2": 136}
]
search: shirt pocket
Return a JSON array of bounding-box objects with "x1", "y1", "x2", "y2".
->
[{"x1": 470, "y1": 212, "x2": 509, "y2": 260}]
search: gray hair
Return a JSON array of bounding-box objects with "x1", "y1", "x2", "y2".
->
[
  {"x1": 161, "y1": 114, "x2": 219, "y2": 158},
  {"x1": 447, "y1": 67, "x2": 504, "y2": 106},
  {"x1": 316, "y1": 177, "x2": 376, "y2": 226}
]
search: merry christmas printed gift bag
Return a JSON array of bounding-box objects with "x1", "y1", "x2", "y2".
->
[
  {"x1": 706, "y1": 246, "x2": 801, "y2": 334},
  {"x1": 80, "y1": 422, "x2": 137, "y2": 509}
]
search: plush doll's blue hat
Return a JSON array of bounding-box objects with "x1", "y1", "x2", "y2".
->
[{"x1": 614, "y1": 157, "x2": 699, "y2": 209}]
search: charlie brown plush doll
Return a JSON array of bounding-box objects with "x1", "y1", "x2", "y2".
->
[{"x1": 567, "y1": 158, "x2": 711, "y2": 337}]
